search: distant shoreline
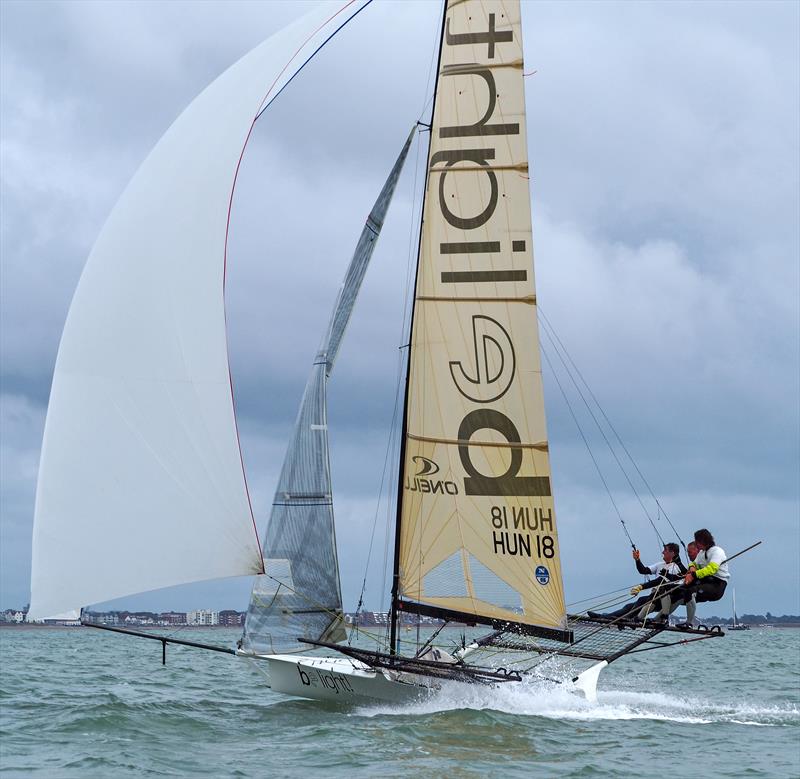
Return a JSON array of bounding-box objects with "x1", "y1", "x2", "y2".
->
[
  {"x1": 3, "y1": 622, "x2": 800, "y2": 630},
  {"x1": 0, "y1": 624, "x2": 240, "y2": 631}
]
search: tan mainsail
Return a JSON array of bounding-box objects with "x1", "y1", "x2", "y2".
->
[{"x1": 397, "y1": 0, "x2": 566, "y2": 632}]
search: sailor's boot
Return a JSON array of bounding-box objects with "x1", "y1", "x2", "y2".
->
[{"x1": 683, "y1": 597, "x2": 697, "y2": 628}]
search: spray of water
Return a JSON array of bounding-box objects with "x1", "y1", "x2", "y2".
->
[{"x1": 355, "y1": 676, "x2": 798, "y2": 726}]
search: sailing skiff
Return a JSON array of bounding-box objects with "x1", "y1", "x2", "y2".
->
[
  {"x1": 728, "y1": 589, "x2": 750, "y2": 631},
  {"x1": 28, "y1": 0, "x2": 723, "y2": 705}
]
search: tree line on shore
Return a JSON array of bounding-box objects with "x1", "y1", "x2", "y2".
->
[{"x1": 706, "y1": 613, "x2": 799, "y2": 625}]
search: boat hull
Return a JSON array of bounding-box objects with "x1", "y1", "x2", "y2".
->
[
  {"x1": 255, "y1": 653, "x2": 607, "y2": 704},
  {"x1": 264, "y1": 654, "x2": 436, "y2": 704}
]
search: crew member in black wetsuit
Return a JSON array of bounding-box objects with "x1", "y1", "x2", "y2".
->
[{"x1": 588, "y1": 543, "x2": 687, "y2": 622}]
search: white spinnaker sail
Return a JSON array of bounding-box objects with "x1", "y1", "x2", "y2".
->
[{"x1": 28, "y1": 2, "x2": 367, "y2": 621}]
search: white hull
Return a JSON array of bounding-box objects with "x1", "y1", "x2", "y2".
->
[
  {"x1": 244, "y1": 653, "x2": 607, "y2": 705},
  {"x1": 263, "y1": 654, "x2": 436, "y2": 704}
]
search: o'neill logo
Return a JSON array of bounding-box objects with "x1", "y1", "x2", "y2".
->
[
  {"x1": 413, "y1": 456, "x2": 440, "y2": 476},
  {"x1": 535, "y1": 565, "x2": 550, "y2": 585},
  {"x1": 405, "y1": 457, "x2": 458, "y2": 496}
]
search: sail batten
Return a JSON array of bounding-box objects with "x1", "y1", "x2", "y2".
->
[
  {"x1": 395, "y1": 0, "x2": 567, "y2": 633},
  {"x1": 407, "y1": 432, "x2": 548, "y2": 450}
]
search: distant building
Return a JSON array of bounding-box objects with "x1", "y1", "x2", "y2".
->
[
  {"x1": 44, "y1": 617, "x2": 81, "y2": 626},
  {"x1": 357, "y1": 611, "x2": 389, "y2": 627},
  {"x1": 187, "y1": 609, "x2": 219, "y2": 626},
  {"x1": 344, "y1": 611, "x2": 442, "y2": 627},
  {"x1": 92, "y1": 612, "x2": 119, "y2": 625},
  {"x1": 159, "y1": 612, "x2": 187, "y2": 625},
  {"x1": 218, "y1": 610, "x2": 243, "y2": 627}
]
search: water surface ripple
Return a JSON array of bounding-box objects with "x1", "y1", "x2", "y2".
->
[{"x1": 1, "y1": 627, "x2": 797, "y2": 777}]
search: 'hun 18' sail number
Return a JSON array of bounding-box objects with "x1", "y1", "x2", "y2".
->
[{"x1": 491, "y1": 505, "x2": 555, "y2": 558}]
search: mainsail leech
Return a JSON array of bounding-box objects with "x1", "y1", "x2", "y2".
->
[{"x1": 241, "y1": 129, "x2": 416, "y2": 655}]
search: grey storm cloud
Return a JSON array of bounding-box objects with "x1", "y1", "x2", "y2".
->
[{"x1": 1, "y1": 0, "x2": 797, "y2": 616}]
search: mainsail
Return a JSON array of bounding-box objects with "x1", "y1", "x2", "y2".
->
[
  {"x1": 27, "y1": 2, "x2": 369, "y2": 621},
  {"x1": 241, "y1": 129, "x2": 415, "y2": 655},
  {"x1": 394, "y1": 0, "x2": 567, "y2": 639}
]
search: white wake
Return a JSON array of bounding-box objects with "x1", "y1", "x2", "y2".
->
[{"x1": 355, "y1": 676, "x2": 799, "y2": 726}]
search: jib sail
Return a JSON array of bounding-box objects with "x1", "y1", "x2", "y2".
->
[{"x1": 242, "y1": 130, "x2": 415, "y2": 654}]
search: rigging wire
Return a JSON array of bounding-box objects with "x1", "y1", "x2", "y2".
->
[
  {"x1": 538, "y1": 315, "x2": 665, "y2": 548},
  {"x1": 417, "y1": 1, "x2": 443, "y2": 122},
  {"x1": 253, "y1": 0, "x2": 376, "y2": 123},
  {"x1": 248, "y1": 572, "x2": 388, "y2": 650},
  {"x1": 515, "y1": 541, "x2": 762, "y2": 675},
  {"x1": 539, "y1": 344, "x2": 637, "y2": 549},
  {"x1": 415, "y1": 620, "x2": 448, "y2": 658},
  {"x1": 431, "y1": 543, "x2": 761, "y2": 681},
  {"x1": 350, "y1": 376, "x2": 402, "y2": 643},
  {"x1": 351, "y1": 126, "x2": 427, "y2": 641},
  {"x1": 538, "y1": 306, "x2": 688, "y2": 551},
  {"x1": 566, "y1": 586, "x2": 632, "y2": 607}
]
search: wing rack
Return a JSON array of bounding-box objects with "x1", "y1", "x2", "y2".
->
[
  {"x1": 302, "y1": 616, "x2": 723, "y2": 684},
  {"x1": 480, "y1": 615, "x2": 725, "y2": 663}
]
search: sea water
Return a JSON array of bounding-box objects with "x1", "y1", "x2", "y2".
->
[{"x1": 1, "y1": 626, "x2": 798, "y2": 777}]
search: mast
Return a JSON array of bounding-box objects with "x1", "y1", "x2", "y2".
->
[{"x1": 389, "y1": 0, "x2": 450, "y2": 656}]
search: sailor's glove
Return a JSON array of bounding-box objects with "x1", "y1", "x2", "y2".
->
[{"x1": 630, "y1": 584, "x2": 643, "y2": 595}]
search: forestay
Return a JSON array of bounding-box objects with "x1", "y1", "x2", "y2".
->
[
  {"x1": 396, "y1": 0, "x2": 567, "y2": 634},
  {"x1": 28, "y1": 2, "x2": 368, "y2": 621},
  {"x1": 241, "y1": 130, "x2": 415, "y2": 655}
]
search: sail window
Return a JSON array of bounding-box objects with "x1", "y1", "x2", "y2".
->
[
  {"x1": 468, "y1": 554, "x2": 523, "y2": 612},
  {"x1": 423, "y1": 551, "x2": 469, "y2": 598}
]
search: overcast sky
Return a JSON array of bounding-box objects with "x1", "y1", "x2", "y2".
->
[{"x1": 1, "y1": 0, "x2": 798, "y2": 620}]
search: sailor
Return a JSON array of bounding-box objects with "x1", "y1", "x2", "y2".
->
[
  {"x1": 667, "y1": 529, "x2": 729, "y2": 625},
  {"x1": 588, "y1": 543, "x2": 686, "y2": 621},
  {"x1": 681, "y1": 541, "x2": 700, "y2": 627}
]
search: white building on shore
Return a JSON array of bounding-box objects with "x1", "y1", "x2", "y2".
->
[{"x1": 187, "y1": 609, "x2": 219, "y2": 626}]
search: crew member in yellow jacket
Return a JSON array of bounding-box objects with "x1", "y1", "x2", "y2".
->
[{"x1": 668, "y1": 529, "x2": 730, "y2": 626}]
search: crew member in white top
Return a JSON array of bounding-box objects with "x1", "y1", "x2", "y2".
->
[
  {"x1": 667, "y1": 528, "x2": 729, "y2": 625},
  {"x1": 588, "y1": 543, "x2": 686, "y2": 621}
]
